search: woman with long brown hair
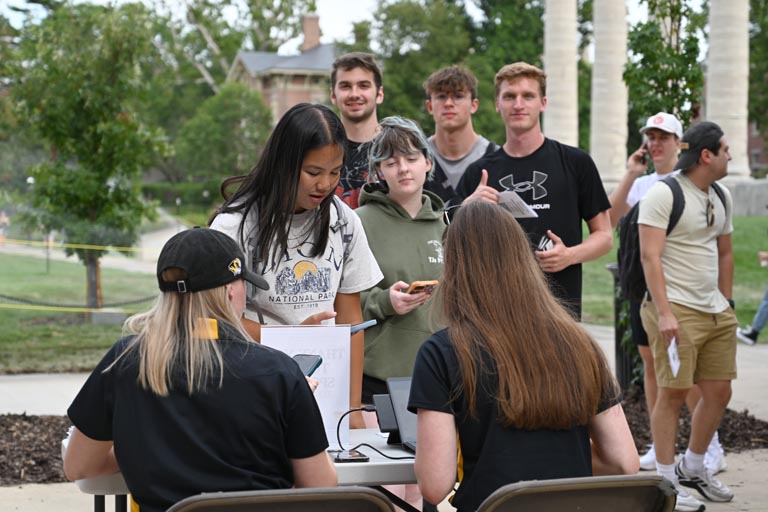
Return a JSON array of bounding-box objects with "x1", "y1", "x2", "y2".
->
[{"x1": 409, "y1": 202, "x2": 638, "y2": 511}]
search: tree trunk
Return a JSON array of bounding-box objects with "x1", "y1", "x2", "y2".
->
[
  {"x1": 85, "y1": 253, "x2": 103, "y2": 318},
  {"x1": 543, "y1": 0, "x2": 579, "y2": 146},
  {"x1": 706, "y1": 0, "x2": 750, "y2": 178},
  {"x1": 589, "y1": 0, "x2": 628, "y2": 184}
]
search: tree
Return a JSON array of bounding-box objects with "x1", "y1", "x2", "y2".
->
[
  {"x1": 11, "y1": 3, "x2": 164, "y2": 310},
  {"x1": 175, "y1": 82, "x2": 272, "y2": 181},
  {"x1": 374, "y1": 0, "x2": 474, "y2": 130},
  {"x1": 623, "y1": 0, "x2": 706, "y2": 151},
  {"x1": 151, "y1": 0, "x2": 317, "y2": 95},
  {"x1": 337, "y1": 20, "x2": 373, "y2": 53},
  {"x1": 749, "y1": 0, "x2": 768, "y2": 176},
  {"x1": 468, "y1": 0, "x2": 545, "y2": 143}
]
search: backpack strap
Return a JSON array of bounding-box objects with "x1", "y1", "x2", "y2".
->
[
  {"x1": 661, "y1": 176, "x2": 728, "y2": 235},
  {"x1": 661, "y1": 176, "x2": 685, "y2": 235},
  {"x1": 331, "y1": 195, "x2": 353, "y2": 263},
  {"x1": 711, "y1": 181, "x2": 727, "y2": 212}
]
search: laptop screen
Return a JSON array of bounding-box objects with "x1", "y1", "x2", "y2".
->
[{"x1": 386, "y1": 377, "x2": 417, "y2": 448}]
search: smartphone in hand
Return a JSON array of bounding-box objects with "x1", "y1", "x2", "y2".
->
[
  {"x1": 406, "y1": 280, "x2": 439, "y2": 294},
  {"x1": 293, "y1": 354, "x2": 322, "y2": 376},
  {"x1": 537, "y1": 235, "x2": 554, "y2": 252},
  {"x1": 641, "y1": 142, "x2": 649, "y2": 164}
]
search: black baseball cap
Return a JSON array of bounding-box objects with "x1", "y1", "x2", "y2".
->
[
  {"x1": 157, "y1": 228, "x2": 268, "y2": 293},
  {"x1": 675, "y1": 121, "x2": 725, "y2": 171}
]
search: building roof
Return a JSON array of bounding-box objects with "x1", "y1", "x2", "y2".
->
[{"x1": 231, "y1": 43, "x2": 337, "y2": 78}]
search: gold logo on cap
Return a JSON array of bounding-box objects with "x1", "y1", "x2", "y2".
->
[{"x1": 228, "y1": 258, "x2": 243, "y2": 277}]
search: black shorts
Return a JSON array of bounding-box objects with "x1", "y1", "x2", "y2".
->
[
  {"x1": 361, "y1": 374, "x2": 388, "y2": 405},
  {"x1": 629, "y1": 299, "x2": 649, "y2": 346}
]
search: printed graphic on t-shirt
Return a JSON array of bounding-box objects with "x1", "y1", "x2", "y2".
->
[
  {"x1": 265, "y1": 243, "x2": 338, "y2": 307},
  {"x1": 499, "y1": 171, "x2": 549, "y2": 202},
  {"x1": 275, "y1": 261, "x2": 331, "y2": 296},
  {"x1": 336, "y1": 140, "x2": 371, "y2": 209},
  {"x1": 428, "y1": 240, "x2": 444, "y2": 264}
]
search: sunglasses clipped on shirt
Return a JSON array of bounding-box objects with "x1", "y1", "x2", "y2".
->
[{"x1": 706, "y1": 197, "x2": 715, "y2": 227}]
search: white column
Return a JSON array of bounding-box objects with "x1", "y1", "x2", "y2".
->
[
  {"x1": 706, "y1": 0, "x2": 750, "y2": 177},
  {"x1": 543, "y1": 0, "x2": 579, "y2": 146},
  {"x1": 589, "y1": 0, "x2": 628, "y2": 183}
]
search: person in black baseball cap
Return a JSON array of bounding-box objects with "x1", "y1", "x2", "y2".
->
[
  {"x1": 157, "y1": 227, "x2": 268, "y2": 294},
  {"x1": 675, "y1": 121, "x2": 726, "y2": 172},
  {"x1": 64, "y1": 228, "x2": 336, "y2": 511}
]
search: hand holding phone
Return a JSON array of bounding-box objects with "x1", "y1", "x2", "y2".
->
[
  {"x1": 537, "y1": 235, "x2": 554, "y2": 252},
  {"x1": 641, "y1": 142, "x2": 649, "y2": 164},
  {"x1": 293, "y1": 354, "x2": 322, "y2": 376},
  {"x1": 406, "y1": 280, "x2": 439, "y2": 295}
]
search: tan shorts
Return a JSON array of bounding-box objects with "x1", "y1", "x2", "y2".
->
[{"x1": 640, "y1": 299, "x2": 737, "y2": 388}]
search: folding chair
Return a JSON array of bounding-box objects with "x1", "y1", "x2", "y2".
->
[
  {"x1": 476, "y1": 474, "x2": 676, "y2": 512},
  {"x1": 166, "y1": 485, "x2": 395, "y2": 512}
]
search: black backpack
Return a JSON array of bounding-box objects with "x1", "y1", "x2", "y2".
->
[{"x1": 617, "y1": 176, "x2": 726, "y2": 302}]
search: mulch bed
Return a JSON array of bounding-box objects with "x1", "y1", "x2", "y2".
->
[{"x1": 2, "y1": 385, "x2": 768, "y2": 487}]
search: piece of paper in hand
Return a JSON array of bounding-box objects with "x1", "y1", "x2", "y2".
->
[
  {"x1": 668, "y1": 337, "x2": 681, "y2": 378},
  {"x1": 261, "y1": 325, "x2": 351, "y2": 450},
  {"x1": 498, "y1": 191, "x2": 538, "y2": 218}
]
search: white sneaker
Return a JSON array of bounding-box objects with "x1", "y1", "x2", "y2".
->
[
  {"x1": 673, "y1": 482, "x2": 707, "y2": 512},
  {"x1": 639, "y1": 444, "x2": 656, "y2": 471},
  {"x1": 676, "y1": 459, "x2": 734, "y2": 502},
  {"x1": 704, "y1": 444, "x2": 727, "y2": 475}
]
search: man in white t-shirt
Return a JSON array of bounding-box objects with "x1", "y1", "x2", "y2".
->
[
  {"x1": 609, "y1": 112, "x2": 683, "y2": 226},
  {"x1": 639, "y1": 121, "x2": 736, "y2": 510}
]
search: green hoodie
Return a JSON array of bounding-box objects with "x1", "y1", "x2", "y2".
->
[{"x1": 356, "y1": 183, "x2": 446, "y2": 381}]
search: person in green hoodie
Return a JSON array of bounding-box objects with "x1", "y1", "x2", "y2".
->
[{"x1": 356, "y1": 116, "x2": 446, "y2": 405}]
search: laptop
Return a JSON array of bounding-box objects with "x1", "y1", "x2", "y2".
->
[{"x1": 386, "y1": 377, "x2": 418, "y2": 453}]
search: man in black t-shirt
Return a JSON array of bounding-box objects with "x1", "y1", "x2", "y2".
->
[
  {"x1": 330, "y1": 52, "x2": 384, "y2": 209},
  {"x1": 454, "y1": 62, "x2": 612, "y2": 318}
]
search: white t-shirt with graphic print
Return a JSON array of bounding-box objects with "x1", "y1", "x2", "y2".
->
[{"x1": 211, "y1": 201, "x2": 383, "y2": 326}]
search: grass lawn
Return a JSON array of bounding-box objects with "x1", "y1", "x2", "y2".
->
[
  {"x1": 0, "y1": 216, "x2": 765, "y2": 374},
  {"x1": 0, "y1": 253, "x2": 156, "y2": 374},
  {"x1": 582, "y1": 216, "x2": 768, "y2": 327}
]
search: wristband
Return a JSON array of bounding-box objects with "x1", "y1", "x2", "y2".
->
[{"x1": 727, "y1": 299, "x2": 735, "y2": 310}]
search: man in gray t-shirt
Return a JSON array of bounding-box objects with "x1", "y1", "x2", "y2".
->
[{"x1": 423, "y1": 65, "x2": 497, "y2": 205}]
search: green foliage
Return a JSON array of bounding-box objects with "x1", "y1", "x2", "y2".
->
[
  {"x1": 374, "y1": 0, "x2": 474, "y2": 129},
  {"x1": 10, "y1": 3, "x2": 164, "y2": 305},
  {"x1": 578, "y1": 60, "x2": 592, "y2": 151},
  {"x1": 468, "y1": 0, "x2": 544, "y2": 143},
  {"x1": 175, "y1": 82, "x2": 271, "y2": 182},
  {"x1": 749, "y1": 0, "x2": 768, "y2": 169},
  {"x1": 243, "y1": 0, "x2": 318, "y2": 52},
  {"x1": 131, "y1": 0, "x2": 312, "y2": 181},
  {"x1": 337, "y1": 20, "x2": 374, "y2": 53},
  {"x1": 142, "y1": 180, "x2": 222, "y2": 208},
  {"x1": 624, "y1": 0, "x2": 705, "y2": 151}
]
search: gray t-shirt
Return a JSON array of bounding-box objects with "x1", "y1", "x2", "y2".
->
[
  {"x1": 428, "y1": 135, "x2": 493, "y2": 190},
  {"x1": 211, "y1": 201, "x2": 383, "y2": 325}
]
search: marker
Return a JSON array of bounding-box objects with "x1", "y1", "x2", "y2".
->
[{"x1": 350, "y1": 319, "x2": 377, "y2": 334}]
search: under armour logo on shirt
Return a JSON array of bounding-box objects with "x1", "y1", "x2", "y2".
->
[{"x1": 499, "y1": 171, "x2": 549, "y2": 200}]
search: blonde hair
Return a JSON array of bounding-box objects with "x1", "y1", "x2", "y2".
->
[
  {"x1": 111, "y1": 268, "x2": 251, "y2": 396},
  {"x1": 494, "y1": 62, "x2": 547, "y2": 99},
  {"x1": 441, "y1": 203, "x2": 617, "y2": 429}
]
